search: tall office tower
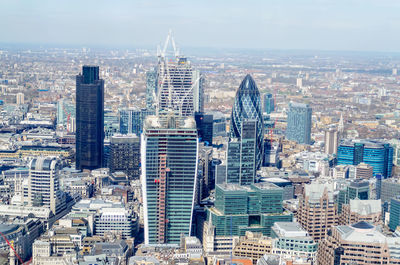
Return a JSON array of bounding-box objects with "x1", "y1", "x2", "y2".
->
[
  {"x1": 26, "y1": 157, "x2": 66, "y2": 216},
  {"x1": 296, "y1": 77, "x2": 302, "y2": 88},
  {"x1": 198, "y1": 145, "x2": 213, "y2": 201},
  {"x1": 109, "y1": 134, "x2": 140, "y2": 180},
  {"x1": 119, "y1": 108, "x2": 155, "y2": 135},
  {"x1": 285, "y1": 102, "x2": 312, "y2": 145},
  {"x1": 211, "y1": 111, "x2": 227, "y2": 137},
  {"x1": 226, "y1": 119, "x2": 257, "y2": 185},
  {"x1": 338, "y1": 113, "x2": 344, "y2": 134},
  {"x1": 324, "y1": 128, "x2": 338, "y2": 155},
  {"x1": 296, "y1": 182, "x2": 337, "y2": 241},
  {"x1": 389, "y1": 139, "x2": 400, "y2": 166},
  {"x1": 230, "y1": 75, "x2": 264, "y2": 170},
  {"x1": 57, "y1": 99, "x2": 76, "y2": 132},
  {"x1": 194, "y1": 112, "x2": 213, "y2": 145},
  {"x1": 141, "y1": 113, "x2": 198, "y2": 244},
  {"x1": 318, "y1": 222, "x2": 400, "y2": 265},
  {"x1": 381, "y1": 178, "x2": 400, "y2": 204},
  {"x1": 263, "y1": 93, "x2": 274, "y2": 114},
  {"x1": 206, "y1": 183, "x2": 292, "y2": 237},
  {"x1": 76, "y1": 66, "x2": 104, "y2": 170},
  {"x1": 389, "y1": 196, "x2": 400, "y2": 231},
  {"x1": 337, "y1": 179, "x2": 370, "y2": 214},
  {"x1": 104, "y1": 109, "x2": 119, "y2": 140},
  {"x1": 156, "y1": 32, "x2": 204, "y2": 116},
  {"x1": 146, "y1": 70, "x2": 157, "y2": 110},
  {"x1": 337, "y1": 139, "x2": 393, "y2": 178},
  {"x1": 16, "y1": 92, "x2": 24, "y2": 105}
]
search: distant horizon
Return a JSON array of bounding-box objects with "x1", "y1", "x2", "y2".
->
[
  {"x1": 1, "y1": 0, "x2": 400, "y2": 54},
  {"x1": 2, "y1": 41, "x2": 400, "y2": 56}
]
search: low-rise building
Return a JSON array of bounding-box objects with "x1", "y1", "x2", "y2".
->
[
  {"x1": 271, "y1": 222, "x2": 317, "y2": 263},
  {"x1": 233, "y1": 232, "x2": 273, "y2": 264},
  {"x1": 318, "y1": 221, "x2": 400, "y2": 264}
]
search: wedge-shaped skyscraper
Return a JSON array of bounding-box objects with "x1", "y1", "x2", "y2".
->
[{"x1": 141, "y1": 112, "x2": 198, "y2": 244}]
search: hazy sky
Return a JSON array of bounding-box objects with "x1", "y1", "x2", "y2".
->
[{"x1": 1, "y1": 0, "x2": 400, "y2": 51}]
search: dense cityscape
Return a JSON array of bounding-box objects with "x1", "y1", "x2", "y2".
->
[{"x1": 1, "y1": 19, "x2": 400, "y2": 265}]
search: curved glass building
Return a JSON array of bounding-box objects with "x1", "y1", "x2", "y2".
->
[
  {"x1": 337, "y1": 139, "x2": 393, "y2": 178},
  {"x1": 230, "y1": 74, "x2": 264, "y2": 170}
]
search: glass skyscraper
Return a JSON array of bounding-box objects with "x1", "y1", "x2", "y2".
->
[
  {"x1": 337, "y1": 139, "x2": 393, "y2": 178},
  {"x1": 226, "y1": 119, "x2": 257, "y2": 185},
  {"x1": 141, "y1": 113, "x2": 198, "y2": 244},
  {"x1": 76, "y1": 66, "x2": 104, "y2": 170},
  {"x1": 389, "y1": 196, "x2": 400, "y2": 231},
  {"x1": 119, "y1": 108, "x2": 155, "y2": 135},
  {"x1": 263, "y1": 93, "x2": 275, "y2": 114},
  {"x1": 146, "y1": 70, "x2": 157, "y2": 110},
  {"x1": 286, "y1": 102, "x2": 312, "y2": 145},
  {"x1": 194, "y1": 112, "x2": 213, "y2": 145},
  {"x1": 230, "y1": 74, "x2": 264, "y2": 170},
  {"x1": 57, "y1": 99, "x2": 75, "y2": 131},
  {"x1": 157, "y1": 56, "x2": 204, "y2": 116}
]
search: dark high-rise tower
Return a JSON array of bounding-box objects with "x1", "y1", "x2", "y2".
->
[
  {"x1": 194, "y1": 112, "x2": 213, "y2": 146},
  {"x1": 230, "y1": 74, "x2": 264, "y2": 170},
  {"x1": 76, "y1": 66, "x2": 104, "y2": 170}
]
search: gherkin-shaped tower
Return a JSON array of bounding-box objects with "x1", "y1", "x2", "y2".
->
[{"x1": 230, "y1": 74, "x2": 264, "y2": 170}]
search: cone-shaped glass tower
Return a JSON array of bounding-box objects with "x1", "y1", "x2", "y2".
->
[{"x1": 230, "y1": 74, "x2": 264, "y2": 170}]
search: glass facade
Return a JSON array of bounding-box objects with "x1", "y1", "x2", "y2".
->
[
  {"x1": 142, "y1": 115, "x2": 198, "y2": 244},
  {"x1": 76, "y1": 66, "x2": 104, "y2": 170},
  {"x1": 119, "y1": 108, "x2": 155, "y2": 135},
  {"x1": 157, "y1": 56, "x2": 204, "y2": 116},
  {"x1": 285, "y1": 102, "x2": 312, "y2": 145},
  {"x1": 146, "y1": 70, "x2": 158, "y2": 110},
  {"x1": 194, "y1": 112, "x2": 213, "y2": 145},
  {"x1": 230, "y1": 75, "x2": 264, "y2": 170},
  {"x1": 389, "y1": 197, "x2": 400, "y2": 231},
  {"x1": 109, "y1": 134, "x2": 140, "y2": 180},
  {"x1": 337, "y1": 140, "x2": 393, "y2": 178},
  {"x1": 337, "y1": 179, "x2": 370, "y2": 213},
  {"x1": 57, "y1": 99, "x2": 75, "y2": 130},
  {"x1": 207, "y1": 183, "x2": 292, "y2": 237},
  {"x1": 263, "y1": 93, "x2": 275, "y2": 114}
]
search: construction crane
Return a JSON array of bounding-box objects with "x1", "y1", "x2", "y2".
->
[{"x1": 153, "y1": 30, "x2": 201, "y2": 117}]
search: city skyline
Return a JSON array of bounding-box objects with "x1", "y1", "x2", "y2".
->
[{"x1": 1, "y1": 0, "x2": 400, "y2": 52}]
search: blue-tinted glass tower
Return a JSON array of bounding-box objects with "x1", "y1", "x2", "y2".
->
[
  {"x1": 389, "y1": 196, "x2": 400, "y2": 231},
  {"x1": 119, "y1": 108, "x2": 155, "y2": 135},
  {"x1": 337, "y1": 139, "x2": 393, "y2": 178},
  {"x1": 263, "y1": 93, "x2": 275, "y2": 114},
  {"x1": 76, "y1": 66, "x2": 104, "y2": 170},
  {"x1": 230, "y1": 75, "x2": 264, "y2": 170},
  {"x1": 286, "y1": 102, "x2": 312, "y2": 145}
]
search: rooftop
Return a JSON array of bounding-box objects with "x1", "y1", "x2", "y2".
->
[{"x1": 349, "y1": 199, "x2": 381, "y2": 215}]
